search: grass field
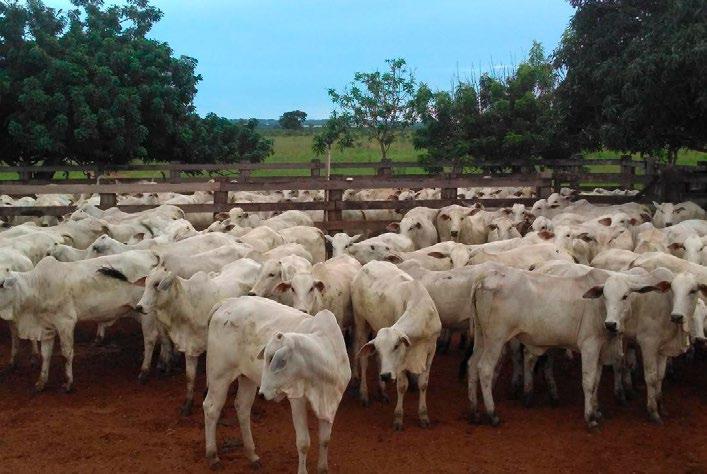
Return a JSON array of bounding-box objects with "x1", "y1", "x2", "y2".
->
[{"x1": 0, "y1": 131, "x2": 703, "y2": 182}]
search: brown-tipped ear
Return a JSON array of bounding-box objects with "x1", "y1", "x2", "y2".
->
[
  {"x1": 256, "y1": 347, "x2": 265, "y2": 360},
  {"x1": 577, "y1": 233, "x2": 595, "y2": 243},
  {"x1": 440, "y1": 214, "x2": 450, "y2": 221},
  {"x1": 386, "y1": 222, "x2": 400, "y2": 232},
  {"x1": 427, "y1": 251, "x2": 445, "y2": 259},
  {"x1": 313, "y1": 280, "x2": 325, "y2": 292},
  {"x1": 358, "y1": 341, "x2": 376, "y2": 358},
  {"x1": 640, "y1": 213, "x2": 652, "y2": 222},
  {"x1": 385, "y1": 255, "x2": 404, "y2": 264},
  {"x1": 698, "y1": 284, "x2": 707, "y2": 296},
  {"x1": 538, "y1": 230, "x2": 555, "y2": 240},
  {"x1": 582, "y1": 286, "x2": 604, "y2": 299},
  {"x1": 668, "y1": 242, "x2": 685, "y2": 251},
  {"x1": 598, "y1": 217, "x2": 611, "y2": 226},
  {"x1": 513, "y1": 190, "x2": 523, "y2": 197},
  {"x1": 488, "y1": 223, "x2": 498, "y2": 231},
  {"x1": 501, "y1": 208, "x2": 511, "y2": 215},
  {"x1": 467, "y1": 208, "x2": 481, "y2": 216},
  {"x1": 133, "y1": 276, "x2": 146, "y2": 287},
  {"x1": 549, "y1": 203, "x2": 560, "y2": 209},
  {"x1": 274, "y1": 282, "x2": 291, "y2": 293},
  {"x1": 399, "y1": 335, "x2": 411, "y2": 347},
  {"x1": 132, "y1": 233, "x2": 145, "y2": 241},
  {"x1": 413, "y1": 222, "x2": 422, "y2": 229},
  {"x1": 636, "y1": 281, "x2": 671, "y2": 293},
  {"x1": 628, "y1": 218, "x2": 638, "y2": 226},
  {"x1": 215, "y1": 212, "x2": 230, "y2": 222}
]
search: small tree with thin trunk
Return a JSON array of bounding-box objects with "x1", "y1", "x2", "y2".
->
[
  {"x1": 328, "y1": 58, "x2": 418, "y2": 161},
  {"x1": 312, "y1": 112, "x2": 354, "y2": 179}
]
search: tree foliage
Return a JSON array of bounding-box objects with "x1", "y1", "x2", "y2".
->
[
  {"x1": 0, "y1": 0, "x2": 272, "y2": 168},
  {"x1": 278, "y1": 110, "x2": 307, "y2": 130},
  {"x1": 328, "y1": 58, "x2": 418, "y2": 160},
  {"x1": 414, "y1": 42, "x2": 574, "y2": 171},
  {"x1": 312, "y1": 111, "x2": 354, "y2": 178},
  {"x1": 555, "y1": 0, "x2": 707, "y2": 162}
]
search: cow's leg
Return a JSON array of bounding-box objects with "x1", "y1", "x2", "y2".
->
[
  {"x1": 543, "y1": 352, "x2": 559, "y2": 405},
  {"x1": 579, "y1": 344, "x2": 601, "y2": 428},
  {"x1": 203, "y1": 371, "x2": 233, "y2": 469},
  {"x1": 612, "y1": 358, "x2": 627, "y2": 405},
  {"x1": 235, "y1": 376, "x2": 260, "y2": 467},
  {"x1": 438, "y1": 328, "x2": 451, "y2": 353},
  {"x1": 138, "y1": 313, "x2": 158, "y2": 384},
  {"x1": 35, "y1": 333, "x2": 55, "y2": 392},
  {"x1": 478, "y1": 341, "x2": 504, "y2": 426},
  {"x1": 417, "y1": 347, "x2": 435, "y2": 428},
  {"x1": 509, "y1": 339, "x2": 523, "y2": 399},
  {"x1": 181, "y1": 354, "x2": 198, "y2": 417},
  {"x1": 393, "y1": 371, "x2": 409, "y2": 431},
  {"x1": 2, "y1": 322, "x2": 19, "y2": 374},
  {"x1": 93, "y1": 321, "x2": 114, "y2": 346},
  {"x1": 591, "y1": 356, "x2": 603, "y2": 420},
  {"x1": 522, "y1": 349, "x2": 538, "y2": 407},
  {"x1": 656, "y1": 355, "x2": 668, "y2": 417},
  {"x1": 317, "y1": 417, "x2": 333, "y2": 474},
  {"x1": 641, "y1": 348, "x2": 661, "y2": 424},
  {"x1": 466, "y1": 333, "x2": 485, "y2": 422},
  {"x1": 623, "y1": 347, "x2": 637, "y2": 399},
  {"x1": 57, "y1": 324, "x2": 75, "y2": 393},
  {"x1": 353, "y1": 323, "x2": 370, "y2": 406},
  {"x1": 156, "y1": 322, "x2": 173, "y2": 375},
  {"x1": 30, "y1": 340, "x2": 40, "y2": 368},
  {"x1": 289, "y1": 397, "x2": 310, "y2": 474}
]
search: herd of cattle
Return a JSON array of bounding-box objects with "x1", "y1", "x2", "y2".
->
[{"x1": 0, "y1": 185, "x2": 705, "y2": 473}]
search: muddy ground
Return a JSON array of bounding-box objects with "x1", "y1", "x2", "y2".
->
[{"x1": 1, "y1": 320, "x2": 705, "y2": 473}]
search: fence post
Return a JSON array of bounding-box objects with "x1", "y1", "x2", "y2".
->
[
  {"x1": 441, "y1": 186, "x2": 457, "y2": 201},
  {"x1": 378, "y1": 159, "x2": 392, "y2": 177},
  {"x1": 19, "y1": 170, "x2": 31, "y2": 184},
  {"x1": 99, "y1": 192, "x2": 117, "y2": 210},
  {"x1": 620, "y1": 154, "x2": 634, "y2": 190},
  {"x1": 169, "y1": 161, "x2": 182, "y2": 184},
  {"x1": 326, "y1": 187, "x2": 343, "y2": 233},
  {"x1": 310, "y1": 158, "x2": 321, "y2": 178},
  {"x1": 213, "y1": 179, "x2": 229, "y2": 215},
  {"x1": 238, "y1": 164, "x2": 251, "y2": 183}
]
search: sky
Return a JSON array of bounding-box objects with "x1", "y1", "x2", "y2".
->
[{"x1": 44, "y1": 1, "x2": 575, "y2": 119}]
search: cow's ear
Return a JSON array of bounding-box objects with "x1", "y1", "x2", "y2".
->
[
  {"x1": 385, "y1": 255, "x2": 403, "y2": 264},
  {"x1": 215, "y1": 212, "x2": 229, "y2": 222},
  {"x1": 440, "y1": 214, "x2": 450, "y2": 221},
  {"x1": 467, "y1": 208, "x2": 481, "y2": 216},
  {"x1": 358, "y1": 341, "x2": 376, "y2": 357},
  {"x1": 157, "y1": 275, "x2": 174, "y2": 291},
  {"x1": 668, "y1": 242, "x2": 685, "y2": 251},
  {"x1": 488, "y1": 223, "x2": 498, "y2": 231},
  {"x1": 582, "y1": 286, "x2": 604, "y2": 299},
  {"x1": 324, "y1": 234, "x2": 333, "y2": 243},
  {"x1": 501, "y1": 208, "x2": 511, "y2": 215},
  {"x1": 629, "y1": 218, "x2": 638, "y2": 225},
  {"x1": 698, "y1": 284, "x2": 707, "y2": 296},
  {"x1": 635, "y1": 281, "x2": 671, "y2": 293},
  {"x1": 132, "y1": 233, "x2": 145, "y2": 241},
  {"x1": 427, "y1": 251, "x2": 445, "y2": 259},
  {"x1": 274, "y1": 282, "x2": 291, "y2": 293},
  {"x1": 351, "y1": 234, "x2": 362, "y2": 243},
  {"x1": 386, "y1": 222, "x2": 400, "y2": 232},
  {"x1": 0, "y1": 277, "x2": 17, "y2": 289},
  {"x1": 598, "y1": 217, "x2": 611, "y2": 226},
  {"x1": 413, "y1": 222, "x2": 422, "y2": 229},
  {"x1": 577, "y1": 233, "x2": 595, "y2": 243},
  {"x1": 399, "y1": 335, "x2": 411, "y2": 347},
  {"x1": 538, "y1": 230, "x2": 555, "y2": 240},
  {"x1": 313, "y1": 280, "x2": 325, "y2": 292},
  {"x1": 550, "y1": 203, "x2": 560, "y2": 209},
  {"x1": 133, "y1": 276, "x2": 146, "y2": 287},
  {"x1": 256, "y1": 347, "x2": 265, "y2": 360}
]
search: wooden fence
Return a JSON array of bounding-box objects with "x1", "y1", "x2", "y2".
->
[{"x1": 0, "y1": 156, "x2": 703, "y2": 232}]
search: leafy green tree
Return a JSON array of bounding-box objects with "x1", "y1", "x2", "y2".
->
[
  {"x1": 555, "y1": 0, "x2": 707, "y2": 163},
  {"x1": 278, "y1": 110, "x2": 307, "y2": 130},
  {"x1": 312, "y1": 112, "x2": 354, "y2": 179},
  {"x1": 328, "y1": 58, "x2": 418, "y2": 161},
  {"x1": 0, "y1": 0, "x2": 272, "y2": 169}
]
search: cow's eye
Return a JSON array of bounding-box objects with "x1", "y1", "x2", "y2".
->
[
  {"x1": 621, "y1": 294, "x2": 629, "y2": 300},
  {"x1": 689, "y1": 289, "x2": 697, "y2": 294},
  {"x1": 309, "y1": 287, "x2": 313, "y2": 293},
  {"x1": 153, "y1": 283, "x2": 158, "y2": 288},
  {"x1": 268, "y1": 273, "x2": 275, "y2": 277}
]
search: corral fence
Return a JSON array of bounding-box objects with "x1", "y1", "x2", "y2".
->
[{"x1": 0, "y1": 155, "x2": 704, "y2": 233}]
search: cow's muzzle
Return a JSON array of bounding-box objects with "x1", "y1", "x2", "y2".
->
[{"x1": 604, "y1": 321, "x2": 618, "y2": 333}]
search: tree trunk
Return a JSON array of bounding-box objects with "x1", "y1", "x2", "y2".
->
[{"x1": 326, "y1": 146, "x2": 332, "y2": 181}]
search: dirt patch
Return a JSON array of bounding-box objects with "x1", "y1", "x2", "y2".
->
[{"x1": 1, "y1": 320, "x2": 705, "y2": 473}]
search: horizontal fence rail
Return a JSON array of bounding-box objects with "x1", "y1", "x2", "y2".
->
[{"x1": 0, "y1": 155, "x2": 703, "y2": 232}]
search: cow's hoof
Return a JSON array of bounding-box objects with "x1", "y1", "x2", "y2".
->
[
  {"x1": 649, "y1": 412, "x2": 663, "y2": 425},
  {"x1": 488, "y1": 413, "x2": 501, "y2": 427},
  {"x1": 208, "y1": 458, "x2": 223, "y2": 471},
  {"x1": 510, "y1": 382, "x2": 522, "y2": 400},
  {"x1": 249, "y1": 459, "x2": 262, "y2": 470},
  {"x1": 587, "y1": 420, "x2": 599, "y2": 431},
  {"x1": 594, "y1": 410, "x2": 603, "y2": 421},
  {"x1": 379, "y1": 393, "x2": 390, "y2": 404},
  {"x1": 30, "y1": 356, "x2": 40, "y2": 370},
  {"x1": 62, "y1": 383, "x2": 74, "y2": 394},
  {"x1": 468, "y1": 412, "x2": 482, "y2": 425},
  {"x1": 31, "y1": 384, "x2": 45, "y2": 395},
  {"x1": 180, "y1": 403, "x2": 193, "y2": 417},
  {"x1": 360, "y1": 397, "x2": 370, "y2": 408},
  {"x1": 615, "y1": 391, "x2": 627, "y2": 406},
  {"x1": 393, "y1": 420, "x2": 404, "y2": 431},
  {"x1": 419, "y1": 418, "x2": 430, "y2": 429},
  {"x1": 137, "y1": 371, "x2": 149, "y2": 385},
  {"x1": 92, "y1": 338, "x2": 104, "y2": 347},
  {"x1": 522, "y1": 393, "x2": 534, "y2": 408},
  {"x1": 317, "y1": 468, "x2": 328, "y2": 474}
]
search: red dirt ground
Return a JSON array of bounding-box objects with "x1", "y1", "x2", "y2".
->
[{"x1": 1, "y1": 320, "x2": 705, "y2": 474}]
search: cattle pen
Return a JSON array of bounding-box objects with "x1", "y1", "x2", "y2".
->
[{"x1": 0, "y1": 156, "x2": 705, "y2": 233}]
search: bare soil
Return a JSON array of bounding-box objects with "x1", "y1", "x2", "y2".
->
[{"x1": 1, "y1": 320, "x2": 705, "y2": 474}]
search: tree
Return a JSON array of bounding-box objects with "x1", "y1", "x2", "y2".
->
[
  {"x1": 278, "y1": 110, "x2": 307, "y2": 130},
  {"x1": 328, "y1": 58, "x2": 418, "y2": 160},
  {"x1": 414, "y1": 42, "x2": 574, "y2": 172},
  {"x1": 555, "y1": 0, "x2": 707, "y2": 163},
  {"x1": 312, "y1": 112, "x2": 354, "y2": 179},
  {"x1": 0, "y1": 0, "x2": 272, "y2": 169}
]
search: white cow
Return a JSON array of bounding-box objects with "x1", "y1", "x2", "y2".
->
[
  {"x1": 248, "y1": 255, "x2": 312, "y2": 304},
  {"x1": 135, "y1": 258, "x2": 261, "y2": 415},
  {"x1": 653, "y1": 201, "x2": 705, "y2": 228},
  {"x1": 352, "y1": 261, "x2": 441, "y2": 430}
]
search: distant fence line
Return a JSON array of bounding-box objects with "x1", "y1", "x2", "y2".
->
[{"x1": 0, "y1": 155, "x2": 704, "y2": 232}]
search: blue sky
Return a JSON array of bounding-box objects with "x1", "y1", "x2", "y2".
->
[{"x1": 45, "y1": 1, "x2": 575, "y2": 119}]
